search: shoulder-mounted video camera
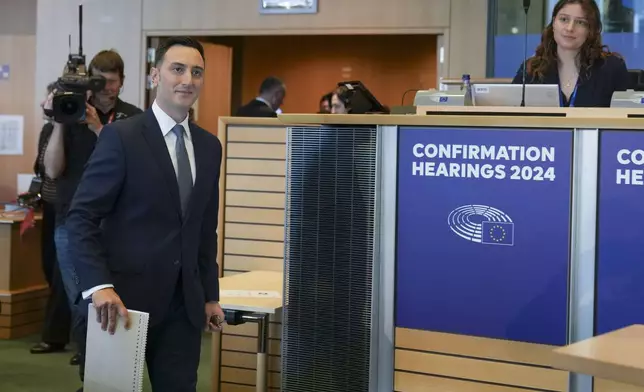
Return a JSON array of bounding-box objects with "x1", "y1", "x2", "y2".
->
[{"x1": 43, "y1": 5, "x2": 106, "y2": 124}]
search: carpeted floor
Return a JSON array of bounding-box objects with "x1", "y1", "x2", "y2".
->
[{"x1": 0, "y1": 333, "x2": 213, "y2": 392}]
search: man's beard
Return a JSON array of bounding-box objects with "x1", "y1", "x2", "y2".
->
[{"x1": 93, "y1": 94, "x2": 117, "y2": 111}]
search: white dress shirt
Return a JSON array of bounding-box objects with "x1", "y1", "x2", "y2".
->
[
  {"x1": 81, "y1": 100, "x2": 197, "y2": 300},
  {"x1": 255, "y1": 96, "x2": 272, "y2": 110},
  {"x1": 151, "y1": 100, "x2": 197, "y2": 183},
  {"x1": 256, "y1": 97, "x2": 282, "y2": 114}
]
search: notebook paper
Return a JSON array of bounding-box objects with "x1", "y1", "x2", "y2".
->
[{"x1": 84, "y1": 304, "x2": 150, "y2": 392}]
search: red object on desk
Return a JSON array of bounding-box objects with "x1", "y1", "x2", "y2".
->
[{"x1": 20, "y1": 208, "x2": 35, "y2": 236}]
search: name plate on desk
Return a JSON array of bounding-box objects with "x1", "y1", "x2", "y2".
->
[
  {"x1": 395, "y1": 126, "x2": 573, "y2": 346},
  {"x1": 221, "y1": 290, "x2": 281, "y2": 298},
  {"x1": 596, "y1": 130, "x2": 644, "y2": 335}
]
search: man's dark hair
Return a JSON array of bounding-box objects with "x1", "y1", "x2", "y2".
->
[
  {"x1": 155, "y1": 36, "x2": 205, "y2": 67},
  {"x1": 89, "y1": 49, "x2": 125, "y2": 80},
  {"x1": 259, "y1": 76, "x2": 284, "y2": 94},
  {"x1": 320, "y1": 92, "x2": 332, "y2": 104}
]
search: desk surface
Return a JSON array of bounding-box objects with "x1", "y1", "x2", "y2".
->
[
  {"x1": 276, "y1": 109, "x2": 644, "y2": 130},
  {"x1": 218, "y1": 270, "x2": 283, "y2": 314},
  {"x1": 552, "y1": 325, "x2": 644, "y2": 387},
  {"x1": 0, "y1": 208, "x2": 41, "y2": 224},
  {"x1": 0, "y1": 210, "x2": 29, "y2": 223}
]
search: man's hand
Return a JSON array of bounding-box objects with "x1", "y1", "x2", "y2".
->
[
  {"x1": 205, "y1": 301, "x2": 225, "y2": 332},
  {"x1": 85, "y1": 103, "x2": 103, "y2": 135},
  {"x1": 92, "y1": 288, "x2": 130, "y2": 334}
]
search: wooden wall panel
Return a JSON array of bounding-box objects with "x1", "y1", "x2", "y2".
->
[
  {"x1": 226, "y1": 176, "x2": 286, "y2": 193},
  {"x1": 214, "y1": 120, "x2": 286, "y2": 391},
  {"x1": 0, "y1": 33, "x2": 37, "y2": 201},
  {"x1": 142, "y1": 0, "x2": 490, "y2": 79},
  {"x1": 240, "y1": 34, "x2": 438, "y2": 114},
  {"x1": 143, "y1": 0, "x2": 450, "y2": 33},
  {"x1": 0, "y1": 220, "x2": 48, "y2": 339},
  {"x1": 595, "y1": 378, "x2": 644, "y2": 392},
  {"x1": 395, "y1": 328, "x2": 570, "y2": 392},
  {"x1": 196, "y1": 42, "x2": 232, "y2": 135},
  {"x1": 225, "y1": 193, "x2": 285, "y2": 209},
  {"x1": 0, "y1": 220, "x2": 44, "y2": 291}
]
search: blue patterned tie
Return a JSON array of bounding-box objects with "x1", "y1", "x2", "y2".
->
[{"x1": 171, "y1": 124, "x2": 193, "y2": 216}]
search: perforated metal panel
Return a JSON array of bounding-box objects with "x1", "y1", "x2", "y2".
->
[{"x1": 281, "y1": 126, "x2": 378, "y2": 392}]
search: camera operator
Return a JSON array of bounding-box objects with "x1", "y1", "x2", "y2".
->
[{"x1": 42, "y1": 49, "x2": 142, "y2": 389}]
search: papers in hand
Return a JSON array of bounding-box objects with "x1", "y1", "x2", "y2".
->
[
  {"x1": 220, "y1": 290, "x2": 281, "y2": 299},
  {"x1": 84, "y1": 304, "x2": 150, "y2": 392}
]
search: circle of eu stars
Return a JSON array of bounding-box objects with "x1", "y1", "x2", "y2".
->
[{"x1": 488, "y1": 224, "x2": 507, "y2": 243}]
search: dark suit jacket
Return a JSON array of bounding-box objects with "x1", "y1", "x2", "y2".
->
[
  {"x1": 65, "y1": 109, "x2": 222, "y2": 328},
  {"x1": 235, "y1": 99, "x2": 277, "y2": 117},
  {"x1": 511, "y1": 54, "x2": 632, "y2": 107}
]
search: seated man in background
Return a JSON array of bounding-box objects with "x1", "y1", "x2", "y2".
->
[
  {"x1": 42, "y1": 49, "x2": 142, "y2": 391},
  {"x1": 235, "y1": 76, "x2": 286, "y2": 117},
  {"x1": 318, "y1": 92, "x2": 332, "y2": 113}
]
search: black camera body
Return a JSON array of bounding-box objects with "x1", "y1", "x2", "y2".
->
[
  {"x1": 49, "y1": 56, "x2": 105, "y2": 124},
  {"x1": 44, "y1": 5, "x2": 106, "y2": 124}
]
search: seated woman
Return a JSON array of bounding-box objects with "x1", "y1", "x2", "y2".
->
[
  {"x1": 330, "y1": 85, "x2": 390, "y2": 114},
  {"x1": 512, "y1": 0, "x2": 631, "y2": 107}
]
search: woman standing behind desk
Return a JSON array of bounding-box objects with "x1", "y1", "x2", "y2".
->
[{"x1": 512, "y1": 0, "x2": 631, "y2": 108}]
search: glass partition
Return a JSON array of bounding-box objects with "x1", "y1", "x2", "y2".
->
[
  {"x1": 489, "y1": 0, "x2": 644, "y2": 77},
  {"x1": 489, "y1": 0, "x2": 547, "y2": 77}
]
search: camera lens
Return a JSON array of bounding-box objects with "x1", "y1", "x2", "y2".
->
[
  {"x1": 52, "y1": 92, "x2": 85, "y2": 123},
  {"x1": 60, "y1": 98, "x2": 79, "y2": 115}
]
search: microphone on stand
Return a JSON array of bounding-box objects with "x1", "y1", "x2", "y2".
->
[{"x1": 520, "y1": 0, "x2": 531, "y2": 107}]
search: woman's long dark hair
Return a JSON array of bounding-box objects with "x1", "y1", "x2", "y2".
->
[{"x1": 528, "y1": 0, "x2": 618, "y2": 81}]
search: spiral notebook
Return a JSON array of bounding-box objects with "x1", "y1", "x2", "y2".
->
[{"x1": 84, "y1": 304, "x2": 150, "y2": 392}]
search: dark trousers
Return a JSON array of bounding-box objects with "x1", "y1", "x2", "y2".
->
[
  {"x1": 75, "y1": 312, "x2": 88, "y2": 382},
  {"x1": 145, "y1": 278, "x2": 202, "y2": 392},
  {"x1": 40, "y1": 200, "x2": 71, "y2": 345}
]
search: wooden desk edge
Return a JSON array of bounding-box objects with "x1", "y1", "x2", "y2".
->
[
  {"x1": 551, "y1": 349, "x2": 644, "y2": 387},
  {"x1": 0, "y1": 216, "x2": 41, "y2": 223},
  {"x1": 220, "y1": 304, "x2": 282, "y2": 314},
  {"x1": 263, "y1": 112, "x2": 644, "y2": 130},
  {"x1": 440, "y1": 77, "x2": 513, "y2": 85},
  {"x1": 218, "y1": 117, "x2": 284, "y2": 126},
  {"x1": 0, "y1": 211, "x2": 43, "y2": 223}
]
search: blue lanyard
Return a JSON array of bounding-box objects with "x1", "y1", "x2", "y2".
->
[{"x1": 560, "y1": 83, "x2": 578, "y2": 107}]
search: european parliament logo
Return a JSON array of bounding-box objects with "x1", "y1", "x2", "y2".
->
[{"x1": 447, "y1": 204, "x2": 515, "y2": 246}]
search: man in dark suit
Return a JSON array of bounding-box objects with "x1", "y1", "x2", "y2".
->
[
  {"x1": 235, "y1": 76, "x2": 286, "y2": 117},
  {"x1": 66, "y1": 36, "x2": 225, "y2": 392},
  {"x1": 42, "y1": 49, "x2": 142, "y2": 378}
]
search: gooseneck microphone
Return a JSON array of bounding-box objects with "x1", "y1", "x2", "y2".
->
[{"x1": 520, "y1": 0, "x2": 531, "y2": 107}]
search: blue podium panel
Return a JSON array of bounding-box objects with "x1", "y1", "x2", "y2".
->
[
  {"x1": 396, "y1": 127, "x2": 573, "y2": 346},
  {"x1": 596, "y1": 130, "x2": 644, "y2": 335}
]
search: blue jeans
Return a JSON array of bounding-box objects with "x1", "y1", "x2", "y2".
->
[
  {"x1": 54, "y1": 224, "x2": 80, "y2": 306},
  {"x1": 55, "y1": 223, "x2": 87, "y2": 382}
]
